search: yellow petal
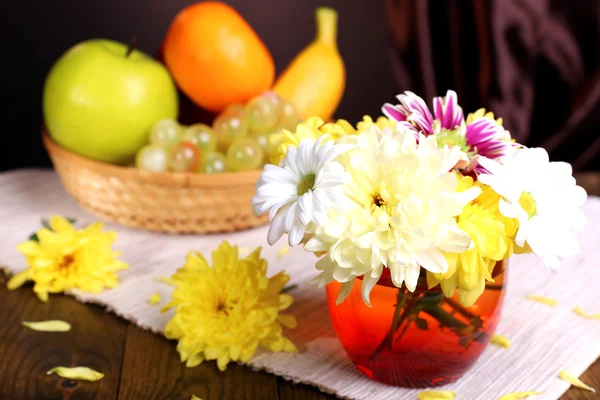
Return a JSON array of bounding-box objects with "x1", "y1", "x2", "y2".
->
[
  {"x1": 573, "y1": 306, "x2": 600, "y2": 320},
  {"x1": 46, "y1": 366, "x2": 104, "y2": 381},
  {"x1": 22, "y1": 320, "x2": 71, "y2": 332},
  {"x1": 191, "y1": 396, "x2": 203, "y2": 400},
  {"x1": 559, "y1": 371, "x2": 596, "y2": 392},
  {"x1": 278, "y1": 314, "x2": 297, "y2": 329},
  {"x1": 154, "y1": 276, "x2": 176, "y2": 286},
  {"x1": 277, "y1": 244, "x2": 290, "y2": 259},
  {"x1": 147, "y1": 293, "x2": 161, "y2": 305},
  {"x1": 498, "y1": 391, "x2": 542, "y2": 400},
  {"x1": 525, "y1": 295, "x2": 558, "y2": 307},
  {"x1": 6, "y1": 270, "x2": 30, "y2": 290},
  {"x1": 416, "y1": 390, "x2": 455, "y2": 399},
  {"x1": 491, "y1": 334, "x2": 511, "y2": 349}
]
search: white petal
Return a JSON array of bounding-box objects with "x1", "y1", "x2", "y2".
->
[
  {"x1": 288, "y1": 220, "x2": 306, "y2": 246},
  {"x1": 415, "y1": 249, "x2": 448, "y2": 274},
  {"x1": 336, "y1": 280, "x2": 356, "y2": 305},
  {"x1": 267, "y1": 209, "x2": 288, "y2": 245},
  {"x1": 361, "y1": 266, "x2": 383, "y2": 306},
  {"x1": 404, "y1": 264, "x2": 421, "y2": 292}
]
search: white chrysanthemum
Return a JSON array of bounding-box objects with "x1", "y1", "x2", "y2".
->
[
  {"x1": 306, "y1": 127, "x2": 479, "y2": 305},
  {"x1": 478, "y1": 148, "x2": 587, "y2": 270},
  {"x1": 253, "y1": 138, "x2": 354, "y2": 246}
]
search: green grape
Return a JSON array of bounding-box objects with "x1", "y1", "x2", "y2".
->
[
  {"x1": 135, "y1": 145, "x2": 168, "y2": 172},
  {"x1": 149, "y1": 119, "x2": 182, "y2": 149},
  {"x1": 223, "y1": 103, "x2": 246, "y2": 116},
  {"x1": 213, "y1": 113, "x2": 249, "y2": 151},
  {"x1": 226, "y1": 138, "x2": 263, "y2": 171},
  {"x1": 246, "y1": 96, "x2": 278, "y2": 133},
  {"x1": 263, "y1": 91, "x2": 283, "y2": 113},
  {"x1": 197, "y1": 152, "x2": 227, "y2": 174},
  {"x1": 168, "y1": 142, "x2": 202, "y2": 172},
  {"x1": 181, "y1": 124, "x2": 217, "y2": 153},
  {"x1": 252, "y1": 130, "x2": 279, "y2": 162},
  {"x1": 277, "y1": 100, "x2": 301, "y2": 131}
]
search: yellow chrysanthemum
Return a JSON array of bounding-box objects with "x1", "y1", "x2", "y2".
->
[
  {"x1": 269, "y1": 117, "x2": 328, "y2": 164},
  {"x1": 7, "y1": 216, "x2": 127, "y2": 302},
  {"x1": 466, "y1": 108, "x2": 504, "y2": 126},
  {"x1": 427, "y1": 176, "x2": 519, "y2": 306},
  {"x1": 355, "y1": 115, "x2": 396, "y2": 132},
  {"x1": 269, "y1": 115, "x2": 396, "y2": 165},
  {"x1": 162, "y1": 242, "x2": 297, "y2": 371}
]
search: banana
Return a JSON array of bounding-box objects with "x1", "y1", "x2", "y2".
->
[{"x1": 273, "y1": 7, "x2": 345, "y2": 121}]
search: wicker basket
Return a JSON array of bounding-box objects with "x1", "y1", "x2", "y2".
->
[{"x1": 42, "y1": 131, "x2": 268, "y2": 234}]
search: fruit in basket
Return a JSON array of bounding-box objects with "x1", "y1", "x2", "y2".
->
[
  {"x1": 226, "y1": 138, "x2": 263, "y2": 171},
  {"x1": 246, "y1": 95, "x2": 279, "y2": 133},
  {"x1": 150, "y1": 119, "x2": 182, "y2": 149},
  {"x1": 168, "y1": 142, "x2": 202, "y2": 172},
  {"x1": 43, "y1": 39, "x2": 178, "y2": 164},
  {"x1": 213, "y1": 111, "x2": 249, "y2": 151},
  {"x1": 277, "y1": 100, "x2": 302, "y2": 131},
  {"x1": 273, "y1": 7, "x2": 345, "y2": 121},
  {"x1": 181, "y1": 124, "x2": 217, "y2": 153},
  {"x1": 163, "y1": 1, "x2": 275, "y2": 112},
  {"x1": 197, "y1": 152, "x2": 227, "y2": 173},
  {"x1": 135, "y1": 145, "x2": 169, "y2": 172}
]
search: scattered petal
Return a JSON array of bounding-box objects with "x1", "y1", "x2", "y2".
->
[
  {"x1": 278, "y1": 244, "x2": 290, "y2": 259},
  {"x1": 46, "y1": 366, "x2": 104, "y2": 381},
  {"x1": 525, "y1": 295, "x2": 558, "y2": 307},
  {"x1": 417, "y1": 390, "x2": 455, "y2": 399},
  {"x1": 498, "y1": 391, "x2": 542, "y2": 400},
  {"x1": 573, "y1": 306, "x2": 600, "y2": 320},
  {"x1": 559, "y1": 371, "x2": 596, "y2": 392},
  {"x1": 154, "y1": 277, "x2": 175, "y2": 286},
  {"x1": 491, "y1": 334, "x2": 511, "y2": 348},
  {"x1": 148, "y1": 293, "x2": 161, "y2": 305},
  {"x1": 22, "y1": 320, "x2": 71, "y2": 332}
]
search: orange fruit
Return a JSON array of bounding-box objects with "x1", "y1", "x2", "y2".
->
[{"x1": 163, "y1": 2, "x2": 275, "y2": 112}]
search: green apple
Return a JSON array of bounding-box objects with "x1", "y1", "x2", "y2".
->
[{"x1": 43, "y1": 39, "x2": 178, "y2": 164}]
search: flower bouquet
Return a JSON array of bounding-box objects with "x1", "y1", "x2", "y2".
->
[{"x1": 253, "y1": 91, "x2": 588, "y2": 387}]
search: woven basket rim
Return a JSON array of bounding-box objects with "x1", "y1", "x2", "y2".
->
[{"x1": 42, "y1": 130, "x2": 263, "y2": 188}]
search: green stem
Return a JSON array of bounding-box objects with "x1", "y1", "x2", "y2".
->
[
  {"x1": 369, "y1": 288, "x2": 408, "y2": 362},
  {"x1": 443, "y1": 297, "x2": 477, "y2": 320}
]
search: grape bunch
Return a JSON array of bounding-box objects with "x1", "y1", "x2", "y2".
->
[{"x1": 135, "y1": 92, "x2": 301, "y2": 173}]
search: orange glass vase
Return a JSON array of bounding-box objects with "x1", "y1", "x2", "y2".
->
[{"x1": 326, "y1": 265, "x2": 506, "y2": 388}]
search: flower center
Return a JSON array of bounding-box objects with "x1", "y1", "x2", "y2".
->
[
  {"x1": 297, "y1": 173, "x2": 316, "y2": 195},
  {"x1": 435, "y1": 127, "x2": 474, "y2": 156},
  {"x1": 518, "y1": 192, "x2": 537, "y2": 218},
  {"x1": 372, "y1": 194, "x2": 385, "y2": 207},
  {"x1": 58, "y1": 254, "x2": 75, "y2": 272}
]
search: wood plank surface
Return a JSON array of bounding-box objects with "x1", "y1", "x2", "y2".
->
[
  {"x1": 116, "y1": 324, "x2": 280, "y2": 400},
  {"x1": 0, "y1": 274, "x2": 127, "y2": 400}
]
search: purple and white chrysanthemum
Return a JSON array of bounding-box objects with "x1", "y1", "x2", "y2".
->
[{"x1": 382, "y1": 90, "x2": 517, "y2": 170}]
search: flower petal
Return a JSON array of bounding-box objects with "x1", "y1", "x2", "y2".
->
[
  {"x1": 491, "y1": 334, "x2": 511, "y2": 348},
  {"x1": 559, "y1": 371, "x2": 596, "y2": 393},
  {"x1": 46, "y1": 366, "x2": 104, "y2": 381},
  {"x1": 22, "y1": 320, "x2": 71, "y2": 332}
]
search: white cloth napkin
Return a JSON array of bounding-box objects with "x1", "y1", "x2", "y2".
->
[{"x1": 1, "y1": 169, "x2": 598, "y2": 400}]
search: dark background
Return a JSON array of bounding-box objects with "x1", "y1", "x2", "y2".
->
[{"x1": 2, "y1": 0, "x2": 598, "y2": 172}]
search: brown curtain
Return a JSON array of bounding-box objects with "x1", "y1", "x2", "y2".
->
[{"x1": 386, "y1": 0, "x2": 600, "y2": 170}]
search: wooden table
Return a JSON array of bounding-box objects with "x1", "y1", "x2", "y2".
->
[{"x1": 1, "y1": 172, "x2": 599, "y2": 400}]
